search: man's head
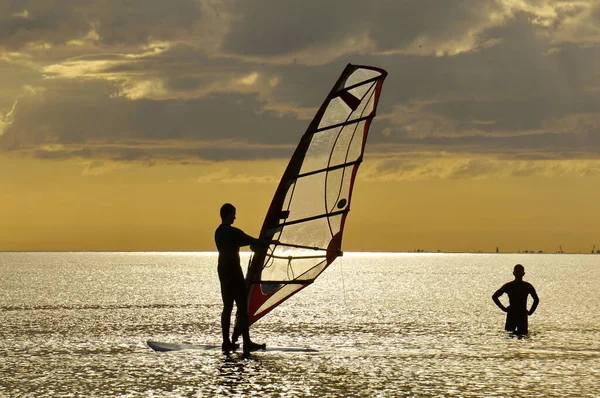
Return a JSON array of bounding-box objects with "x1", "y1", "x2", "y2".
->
[
  {"x1": 220, "y1": 203, "x2": 236, "y2": 224},
  {"x1": 513, "y1": 264, "x2": 525, "y2": 280}
]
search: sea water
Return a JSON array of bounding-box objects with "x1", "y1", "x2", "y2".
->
[{"x1": 0, "y1": 252, "x2": 599, "y2": 397}]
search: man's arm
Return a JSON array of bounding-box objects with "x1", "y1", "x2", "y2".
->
[
  {"x1": 528, "y1": 285, "x2": 539, "y2": 315},
  {"x1": 235, "y1": 228, "x2": 278, "y2": 249},
  {"x1": 492, "y1": 286, "x2": 508, "y2": 312},
  {"x1": 249, "y1": 239, "x2": 279, "y2": 252}
]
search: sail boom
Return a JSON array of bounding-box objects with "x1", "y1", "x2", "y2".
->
[
  {"x1": 274, "y1": 209, "x2": 348, "y2": 228},
  {"x1": 277, "y1": 242, "x2": 339, "y2": 252},
  {"x1": 268, "y1": 254, "x2": 327, "y2": 260},
  {"x1": 248, "y1": 280, "x2": 314, "y2": 285}
]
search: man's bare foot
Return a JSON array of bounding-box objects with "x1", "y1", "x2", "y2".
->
[
  {"x1": 221, "y1": 341, "x2": 239, "y2": 353},
  {"x1": 243, "y1": 341, "x2": 266, "y2": 355}
]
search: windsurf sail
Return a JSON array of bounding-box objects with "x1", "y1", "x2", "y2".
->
[{"x1": 246, "y1": 64, "x2": 387, "y2": 326}]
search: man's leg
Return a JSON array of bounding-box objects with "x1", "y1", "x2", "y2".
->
[
  {"x1": 232, "y1": 278, "x2": 264, "y2": 353},
  {"x1": 221, "y1": 297, "x2": 234, "y2": 343},
  {"x1": 231, "y1": 311, "x2": 241, "y2": 344},
  {"x1": 220, "y1": 279, "x2": 237, "y2": 351},
  {"x1": 514, "y1": 313, "x2": 528, "y2": 335},
  {"x1": 232, "y1": 279, "x2": 250, "y2": 345},
  {"x1": 232, "y1": 275, "x2": 248, "y2": 344},
  {"x1": 505, "y1": 311, "x2": 516, "y2": 333}
]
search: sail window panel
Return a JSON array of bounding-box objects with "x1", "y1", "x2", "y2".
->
[
  {"x1": 347, "y1": 80, "x2": 376, "y2": 102},
  {"x1": 299, "y1": 261, "x2": 329, "y2": 280},
  {"x1": 317, "y1": 97, "x2": 352, "y2": 130},
  {"x1": 277, "y1": 216, "x2": 335, "y2": 253},
  {"x1": 352, "y1": 88, "x2": 376, "y2": 119},
  {"x1": 260, "y1": 255, "x2": 327, "y2": 282},
  {"x1": 276, "y1": 215, "x2": 344, "y2": 255},
  {"x1": 254, "y1": 283, "x2": 305, "y2": 317},
  {"x1": 349, "y1": 85, "x2": 376, "y2": 117},
  {"x1": 282, "y1": 167, "x2": 354, "y2": 224},
  {"x1": 329, "y1": 123, "x2": 366, "y2": 167},
  {"x1": 345, "y1": 68, "x2": 382, "y2": 89},
  {"x1": 300, "y1": 125, "x2": 366, "y2": 175},
  {"x1": 325, "y1": 168, "x2": 353, "y2": 214},
  {"x1": 283, "y1": 173, "x2": 326, "y2": 222},
  {"x1": 300, "y1": 131, "x2": 339, "y2": 174}
]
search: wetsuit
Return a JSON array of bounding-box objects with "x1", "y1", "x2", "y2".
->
[
  {"x1": 493, "y1": 280, "x2": 538, "y2": 335},
  {"x1": 214, "y1": 224, "x2": 263, "y2": 346}
]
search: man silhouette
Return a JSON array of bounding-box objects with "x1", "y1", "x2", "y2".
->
[
  {"x1": 492, "y1": 264, "x2": 539, "y2": 335},
  {"x1": 215, "y1": 203, "x2": 277, "y2": 354}
]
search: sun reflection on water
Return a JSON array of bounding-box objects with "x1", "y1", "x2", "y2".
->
[{"x1": 0, "y1": 252, "x2": 599, "y2": 397}]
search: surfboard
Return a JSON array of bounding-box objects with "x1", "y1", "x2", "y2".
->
[{"x1": 146, "y1": 341, "x2": 318, "y2": 353}]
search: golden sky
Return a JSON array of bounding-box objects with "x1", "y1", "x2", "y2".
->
[{"x1": 1, "y1": 0, "x2": 600, "y2": 253}]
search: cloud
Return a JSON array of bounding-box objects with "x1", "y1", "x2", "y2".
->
[
  {"x1": 195, "y1": 168, "x2": 279, "y2": 184},
  {"x1": 221, "y1": 0, "x2": 600, "y2": 61},
  {"x1": 364, "y1": 11, "x2": 600, "y2": 156},
  {"x1": 548, "y1": 0, "x2": 600, "y2": 45},
  {"x1": 0, "y1": 84, "x2": 45, "y2": 138},
  {"x1": 0, "y1": 0, "x2": 228, "y2": 51},
  {"x1": 0, "y1": 98, "x2": 17, "y2": 136},
  {"x1": 42, "y1": 48, "x2": 285, "y2": 101},
  {"x1": 2, "y1": 0, "x2": 600, "y2": 171},
  {"x1": 360, "y1": 153, "x2": 600, "y2": 181},
  {"x1": 80, "y1": 159, "x2": 127, "y2": 176},
  {"x1": 222, "y1": 0, "x2": 515, "y2": 62},
  {"x1": 14, "y1": 130, "x2": 296, "y2": 164}
]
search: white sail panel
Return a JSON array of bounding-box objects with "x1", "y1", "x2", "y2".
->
[
  {"x1": 317, "y1": 97, "x2": 352, "y2": 129},
  {"x1": 254, "y1": 283, "x2": 311, "y2": 316},
  {"x1": 299, "y1": 121, "x2": 367, "y2": 174},
  {"x1": 275, "y1": 165, "x2": 354, "y2": 225},
  {"x1": 342, "y1": 68, "x2": 383, "y2": 90},
  {"x1": 260, "y1": 251, "x2": 328, "y2": 282}
]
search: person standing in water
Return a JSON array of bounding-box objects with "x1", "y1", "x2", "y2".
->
[
  {"x1": 215, "y1": 203, "x2": 278, "y2": 354},
  {"x1": 492, "y1": 264, "x2": 539, "y2": 335}
]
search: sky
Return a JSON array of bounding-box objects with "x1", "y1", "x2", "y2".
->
[{"x1": 1, "y1": 0, "x2": 600, "y2": 253}]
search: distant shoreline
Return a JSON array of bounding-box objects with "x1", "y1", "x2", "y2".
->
[{"x1": 1, "y1": 250, "x2": 599, "y2": 255}]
